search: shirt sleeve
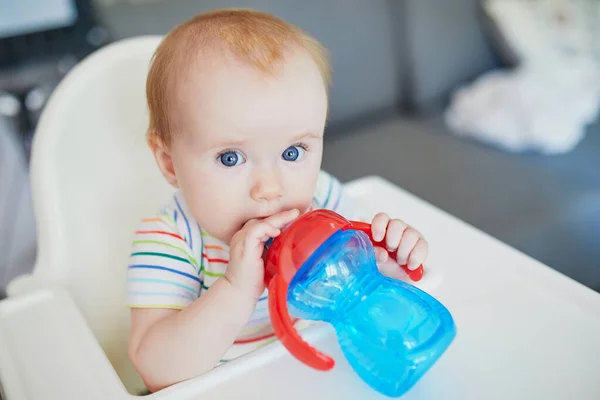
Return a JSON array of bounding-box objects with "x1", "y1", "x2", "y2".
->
[
  {"x1": 126, "y1": 214, "x2": 203, "y2": 310},
  {"x1": 313, "y1": 170, "x2": 360, "y2": 221}
]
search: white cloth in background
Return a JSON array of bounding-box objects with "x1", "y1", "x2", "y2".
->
[{"x1": 445, "y1": 58, "x2": 600, "y2": 154}]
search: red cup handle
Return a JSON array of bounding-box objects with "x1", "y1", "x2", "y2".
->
[
  {"x1": 268, "y1": 275, "x2": 335, "y2": 371},
  {"x1": 349, "y1": 221, "x2": 424, "y2": 282}
]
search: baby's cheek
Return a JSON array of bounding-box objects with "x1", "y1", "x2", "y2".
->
[{"x1": 299, "y1": 197, "x2": 316, "y2": 215}]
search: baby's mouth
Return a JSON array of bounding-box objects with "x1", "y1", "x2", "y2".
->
[{"x1": 241, "y1": 203, "x2": 310, "y2": 230}]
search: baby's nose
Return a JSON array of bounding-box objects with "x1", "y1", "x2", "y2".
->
[{"x1": 250, "y1": 172, "x2": 284, "y2": 202}]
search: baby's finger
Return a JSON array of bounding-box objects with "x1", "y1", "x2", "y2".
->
[
  {"x1": 371, "y1": 212, "x2": 390, "y2": 242},
  {"x1": 377, "y1": 260, "x2": 406, "y2": 281},
  {"x1": 374, "y1": 246, "x2": 389, "y2": 263},
  {"x1": 248, "y1": 221, "x2": 280, "y2": 241},
  {"x1": 244, "y1": 223, "x2": 281, "y2": 258},
  {"x1": 263, "y1": 209, "x2": 301, "y2": 230},
  {"x1": 241, "y1": 217, "x2": 260, "y2": 231},
  {"x1": 395, "y1": 228, "x2": 421, "y2": 266},
  {"x1": 384, "y1": 219, "x2": 407, "y2": 252},
  {"x1": 407, "y1": 238, "x2": 428, "y2": 271}
]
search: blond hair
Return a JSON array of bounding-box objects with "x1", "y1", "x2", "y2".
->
[{"x1": 146, "y1": 8, "x2": 331, "y2": 147}]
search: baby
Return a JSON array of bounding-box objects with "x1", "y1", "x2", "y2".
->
[{"x1": 126, "y1": 9, "x2": 429, "y2": 392}]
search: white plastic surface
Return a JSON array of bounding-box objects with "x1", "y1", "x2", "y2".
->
[
  {"x1": 0, "y1": 289, "x2": 126, "y2": 400},
  {"x1": 1, "y1": 36, "x2": 600, "y2": 399}
]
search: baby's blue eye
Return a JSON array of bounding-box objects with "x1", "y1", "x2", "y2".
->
[
  {"x1": 219, "y1": 151, "x2": 245, "y2": 167},
  {"x1": 282, "y1": 145, "x2": 305, "y2": 162}
]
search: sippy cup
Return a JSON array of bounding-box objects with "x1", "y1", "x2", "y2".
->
[{"x1": 263, "y1": 209, "x2": 456, "y2": 397}]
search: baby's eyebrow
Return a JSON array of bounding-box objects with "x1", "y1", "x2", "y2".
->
[
  {"x1": 203, "y1": 131, "x2": 322, "y2": 151},
  {"x1": 207, "y1": 138, "x2": 247, "y2": 149},
  {"x1": 290, "y1": 131, "x2": 323, "y2": 141}
]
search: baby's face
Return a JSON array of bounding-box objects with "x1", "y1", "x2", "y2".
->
[{"x1": 166, "y1": 49, "x2": 328, "y2": 243}]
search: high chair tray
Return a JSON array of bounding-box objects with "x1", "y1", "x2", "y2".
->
[
  {"x1": 0, "y1": 288, "x2": 126, "y2": 399},
  {"x1": 1, "y1": 176, "x2": 600, "y2": 399}
]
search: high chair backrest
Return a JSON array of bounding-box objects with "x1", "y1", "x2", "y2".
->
[{"x1": 25, "y1": 36, "x2": 172, "y2": 390}]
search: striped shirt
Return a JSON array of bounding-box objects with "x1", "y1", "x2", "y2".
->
[{"x1": 126, "y1": 170, "x2": 355, "y2": 361}]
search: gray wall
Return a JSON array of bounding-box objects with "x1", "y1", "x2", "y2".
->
[{"x1": 93, "y1": 0, "x2": 497, "y2": 122}]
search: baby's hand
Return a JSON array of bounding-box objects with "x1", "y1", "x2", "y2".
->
[
  {"x1": 370, "y1": 212, "x2": 428, "y2": 278},
  {"x1": 226, "y1": 209, "x2": 300, "y2": 301}
]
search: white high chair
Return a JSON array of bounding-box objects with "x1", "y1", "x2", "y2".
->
[{"x1": 0, "y1": 36, "x2": 173, "y2": 398}]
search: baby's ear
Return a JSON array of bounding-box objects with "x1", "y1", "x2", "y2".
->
[{"x1": 147, "y1": 130, "x2": 179, "y2": 188}]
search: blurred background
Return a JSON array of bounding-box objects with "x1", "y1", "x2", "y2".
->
[{"x1": 1, "y1": 0, "x2": 599, "y2": 301}]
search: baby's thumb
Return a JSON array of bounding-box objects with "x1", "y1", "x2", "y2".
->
[{"x1": 374, "y1": 246, "x2": 389, "y2": 263}]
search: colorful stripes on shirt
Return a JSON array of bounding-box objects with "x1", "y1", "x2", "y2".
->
[{"x1": 127, "y1": 192, "x2": 203, "y2": 310}]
